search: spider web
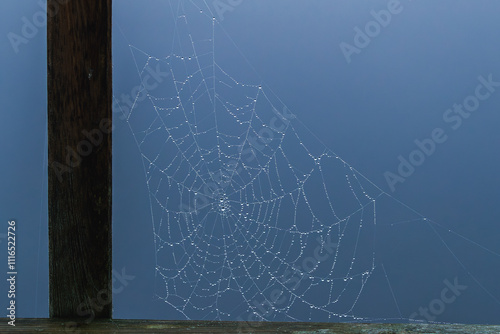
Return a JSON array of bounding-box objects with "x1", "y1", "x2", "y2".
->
[{"x1": 114, "y1": 0, "x2": 500, "y2": 323}]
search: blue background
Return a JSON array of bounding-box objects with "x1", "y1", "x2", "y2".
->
[{"x1": 1, "y1": 0, "x2": 500, "y2": 324}]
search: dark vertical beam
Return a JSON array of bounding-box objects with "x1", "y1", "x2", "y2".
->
[{"x1": 47, "y1": 0, "x2": 112, "y2": 318}]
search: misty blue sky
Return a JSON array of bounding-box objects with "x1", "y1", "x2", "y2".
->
[
  {"x1": 1, "y1": 0, "x2": 500, "y2": 324},
  {"x1": 0, "y1": 0, "x2": 48, "y2": 318}
]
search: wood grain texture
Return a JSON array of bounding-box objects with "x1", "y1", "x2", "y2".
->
[
  {"x1": 47, "y1": 0, "x2": 112, "y2": 318},
  {"x1": 1, "y1": 319, "x2": 499, "y2": 333}
]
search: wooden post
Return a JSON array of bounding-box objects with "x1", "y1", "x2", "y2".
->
[{"x1": 47, "y1": 0, "x2": 112, "y2": 318}]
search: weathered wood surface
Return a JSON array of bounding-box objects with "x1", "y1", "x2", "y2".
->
[
  {"x1": 0, "y1": 319, "x2": 499, "y2": 333},
  {"x1": 47, "y1": 0, "x2": 112, "y2": 318}
]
